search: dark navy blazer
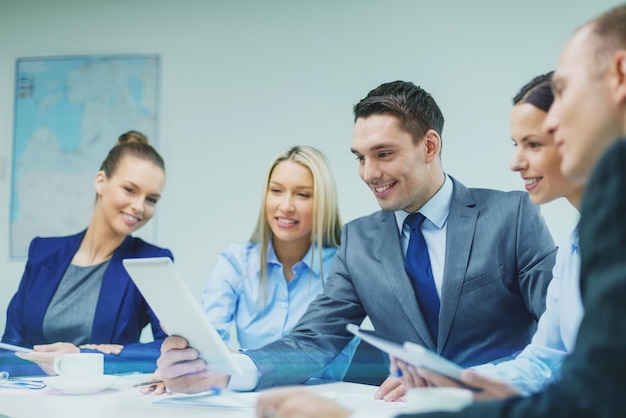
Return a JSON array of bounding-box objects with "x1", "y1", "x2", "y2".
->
[{"x1": 1, "y1": 230, "x2": 173, "y2": 376}]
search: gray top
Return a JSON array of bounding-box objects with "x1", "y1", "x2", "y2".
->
[{"x1": 42, "y1": 260, "x2": 109, "y2": 345}]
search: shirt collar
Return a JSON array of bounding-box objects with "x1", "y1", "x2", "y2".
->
[
  {"x1": 267, "y1": 240, "x2": 280, "y2": 266},
  {"x1": 267, "y1": 240, "x2": 321, "y2": 274},
  {"x1": 394, "y1": 174, "x2": 453, "y2": 233},
  {"x1": 570, "y1": 223, "x2": 580, "y2": 253}
]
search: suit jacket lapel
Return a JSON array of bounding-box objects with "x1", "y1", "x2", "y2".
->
[
  {"x1": 376, "y1": 211, "x2": 437, "y2": 349},
  {"x1": 92, "y1": 236, "x2": 133, "y2": 343},
  {"x1": 438, "y1": 178, "x2": 477, "y2": 350},
  {"x1": 31, "y1": 231, "x2": 85, "y2": 342}
]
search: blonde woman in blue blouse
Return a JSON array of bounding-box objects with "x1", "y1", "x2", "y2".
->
[{"x1": 203, "y1": 145, "x2": 358, "y2": 381}]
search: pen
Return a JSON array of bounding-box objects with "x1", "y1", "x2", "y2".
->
[
  {"x1": 132, "y1": 379, "x2": 164, "y2": 387},
  {"x1": 209, "y1": 386, "x2": 255, "y2": 407},
  {"x1": 209, "y1": 385, "x2": 228, "y2": 395}
]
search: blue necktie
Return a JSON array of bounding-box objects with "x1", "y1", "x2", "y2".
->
[{"x1": 404, "y1": 212, "x2": 440, "y2": 341}]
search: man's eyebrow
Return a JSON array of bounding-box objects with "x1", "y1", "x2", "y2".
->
[{"x1": 351, "y1": 143, "x2": 397, "y2": 154}]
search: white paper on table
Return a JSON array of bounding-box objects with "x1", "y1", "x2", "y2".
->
[
  {"x1": 150, "y1": 389, "x2": 406, "y2": 414},
  {"x1": 151, "y1": 389, "x2": 258, "y2": 408},
  {"x1": 334, "y1": 394, "x2": 408, "y2": 412}
]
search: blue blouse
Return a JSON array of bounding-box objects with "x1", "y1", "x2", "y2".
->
[
  {"x1": 473, "y1": 226, "x2": 583, "y2": 393},
  {"x1": 202, "y1": 241, "x2": 358, "y2": 381}
]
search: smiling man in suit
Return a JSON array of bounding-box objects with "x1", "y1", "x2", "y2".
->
[
  {"x1": 252, "y1": 4, "x2": 626, "y2": 418},
  {"x1": 154, "y1": 80, "x2": 556, "y2": 394}
]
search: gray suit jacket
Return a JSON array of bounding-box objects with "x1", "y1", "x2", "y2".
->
[
  {"x1": 247, "y1": 176, "x2": 556, "y2": 389},
  {"x1": 404, "y1": 140, "x2": 626, "y2": 418}
]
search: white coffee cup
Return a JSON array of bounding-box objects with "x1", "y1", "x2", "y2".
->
[
  {"x1": 406, "y1": 387, "x2": 473, "y2": 413},
  {"x1": 53, "y1": 353, "x2": 104, "y2": 380}
]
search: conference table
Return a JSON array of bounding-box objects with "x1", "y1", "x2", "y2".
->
[{"x1": 0, "y1": 374, "x2": 408, "y2": 418}]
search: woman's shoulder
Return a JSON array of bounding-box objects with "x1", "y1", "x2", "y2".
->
[
  {"x1": 26, "y1": 231, "x2": 85, "y2": 262},
  {"x1": 211, "y1": 242, "x2": 262, "y2": 285},
  {"x1": 124, "y1": 236, "x2": 173, "y2": 259},
  {"x1": 320, "y1": 245, "x2": 338, "y2": 260},
  {"x1": 29, "y1": 230, "x2": 83, "y2": 245},
  {"x1": 220, "y1": 241, "x2": 261, "y2": 263}
]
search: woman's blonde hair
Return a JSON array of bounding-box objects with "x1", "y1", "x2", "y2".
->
[{"x1": 250, "y1": 145, "x2": 342, "y2": 296}]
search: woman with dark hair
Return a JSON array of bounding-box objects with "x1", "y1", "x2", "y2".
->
[
  {"x1": 451, "y1": 71, "x2": 586, "y2": 396},
  {"x1": 1, "y1": 131, "x2": 173, "y2": 377}
]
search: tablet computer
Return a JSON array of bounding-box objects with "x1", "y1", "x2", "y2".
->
[
  {"x1": 123, "y1": 257, "x2": 242, "y2": 375},
  {"x1": 346, "y1": 324, "x2": 462, "y2": 381},
  {"x1": 0, "y1": 342, "x2": 34, "y2": 353}
]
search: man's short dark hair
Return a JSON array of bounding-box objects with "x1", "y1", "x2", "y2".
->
[{"x1": 353, "y1": 80, "x2": 445, "y2": 144}]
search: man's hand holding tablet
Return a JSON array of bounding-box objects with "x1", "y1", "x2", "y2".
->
[
  {"x1": 123, "y1": 257, "x2": 246, "y2": 394},
  {"x1": 156, "y1": 335, "x2": 231, "y2": 394},
  {"x1": 122, "y1": 258, "x2": 242, "y2": 376}
]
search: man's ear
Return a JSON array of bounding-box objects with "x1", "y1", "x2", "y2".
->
[
  {"x1": 423, "y1": 129, "x2": 441, "y2": 163},
  {"x1": 613, "y1": 50, "x2": 626, "y2": 104}
]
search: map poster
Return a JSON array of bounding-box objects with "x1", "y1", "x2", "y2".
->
[{"x1": 10, "y1": 54, "x2": 160, "y2": 258}]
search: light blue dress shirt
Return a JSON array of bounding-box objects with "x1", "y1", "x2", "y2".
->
[
  {"x1": 472, "y1": 226, "x2": 583, "y2": 394},
  {"x1": 202, "y1": 241, "x2": 359, "y2": 381},
  {"x1": 394, "y1": 174, "x2": 453, "y2": 298}
]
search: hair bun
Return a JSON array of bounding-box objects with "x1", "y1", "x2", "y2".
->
[{"x1": 117, "y1": 130, "x2": 149, "y2": 145}]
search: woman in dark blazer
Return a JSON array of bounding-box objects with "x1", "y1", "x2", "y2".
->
[{"x1": 1, "y1": 131, "x2": 173, "y2": 376}]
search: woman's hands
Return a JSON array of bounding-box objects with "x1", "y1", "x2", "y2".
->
[
  {"x1": 14, "y1": 342, "x2": 126, "y2": 375},
  {"x1": 15, "y1": 342, "x2": 80, "y2": 375},
  {"x1": 79, "y1": 343, "x2": 124, "y2": 354},
  {"x1": 376, "y1": 355, "x2": 524, "y2": 402},
  {"x1": 375, "y1": 375, "x2": 407, "y2": 401},
  {"x1": 415, "y1": 367, "x2": 523, "y2": 401}
]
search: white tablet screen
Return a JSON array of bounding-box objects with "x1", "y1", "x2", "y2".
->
[{"x1": 123, "y1": 257, "x2": 242, "y2": 375}]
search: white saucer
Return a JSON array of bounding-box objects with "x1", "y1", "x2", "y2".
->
[{"x1": 45, "y1": 375, "x2": 119, "y2": 394}]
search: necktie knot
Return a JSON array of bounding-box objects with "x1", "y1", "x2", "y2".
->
[{"x1": 406, "y1": 212, "x2": 426, "y2": 231}]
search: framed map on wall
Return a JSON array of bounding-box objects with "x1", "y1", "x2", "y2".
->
[{"x1": 10, "y1": 54, "x2": 160, "y2": 258}]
